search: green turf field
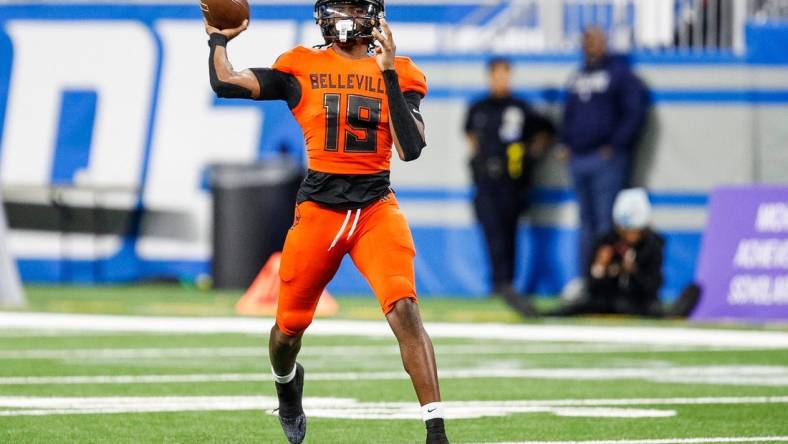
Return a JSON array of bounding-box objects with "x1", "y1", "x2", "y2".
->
[{"x1": 1, "y1": 286, "x2": 787, "y2": 443}]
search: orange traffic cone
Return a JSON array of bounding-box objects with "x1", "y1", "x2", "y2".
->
[{"x1": 235, "y1": 252, "x2": 339, "y2": 317}]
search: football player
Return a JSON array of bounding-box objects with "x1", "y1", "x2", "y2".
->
[{"x1": 204, "y1": 1, "x2": 449, "y2": 443}]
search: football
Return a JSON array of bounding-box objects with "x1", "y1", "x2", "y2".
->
[{"x1": 200, "y1": 0, "x2": 249, "y2": 30}]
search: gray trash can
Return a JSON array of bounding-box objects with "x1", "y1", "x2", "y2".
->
[{"x1": 209, "y1": 160, "x2": 303, "y2": 289}]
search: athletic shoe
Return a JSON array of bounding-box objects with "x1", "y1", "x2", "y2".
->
[
  {"x1": 275, "y1": 363, "x2": 306, "y2": 444},
  {"x1": 500, "y1": 286, "x2": 538, "y2": 317}
]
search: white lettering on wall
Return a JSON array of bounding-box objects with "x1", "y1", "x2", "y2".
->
[
  {"x1": 137, "y1": 21, "x2": 297, "y2": 260},
  {"x1": 733, "y1": 238, "x2": 788, "y2": 269},
  {"x1": 0, "y1": 21, "x2": 155, "y2": 188},
  {"x1": 727, "y1": 200, "x2": 788, "y2": 306},
  {"x1": 1, "y1": 21, "x2": 156, "y2": 259},
  {"x1": 755, "y1": 202, "x2": 788, "y2": 233},
  {"x1": 727, "y1": 274, "x2": 788, "y2": 306}
]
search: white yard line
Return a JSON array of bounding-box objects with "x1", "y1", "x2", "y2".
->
[
  {"x1": 0, "y1": 330, "x2": 131, "y2": 337},
  {"x1": 0, "y1": 343, "x2": 732, "y2": 360},
  {"x1": 1, "y1": 312, "x2": 787, "y2": 348},
  {"x1": 2, "y1": 366, "x2": 788, "y2": 386},
  {"x1": 0, "y1": 395, "x2": 677, "y2": 419},
  {"x1": 0, "y1": 395, "x2": 786, "y2": 419},
  {"x1": 476, "y1": 437, "x2": 788, "y2": 444},
  {"x1": 0, "y1": 395, "x2": 786, "y2": 420}
]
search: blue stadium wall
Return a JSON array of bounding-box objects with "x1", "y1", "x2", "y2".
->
[{"x1": 1, "y1": 2, "x2": 787, "y2": 299}]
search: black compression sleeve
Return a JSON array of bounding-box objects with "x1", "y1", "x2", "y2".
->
[
  {"x1": 403, "y1": 92, "x2": 424, "y2": 124},
  {"x1": 383, "y1": 70, "x2": 426, "y2": 162},
  {"x1": 208, "y1": 33, "x2": 253, "y2": 99},
  {"x1": 249, "y1": 68, "x2": 302, "y2": 109}
]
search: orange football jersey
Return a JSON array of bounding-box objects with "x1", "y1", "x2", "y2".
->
[{"x1": 273, "y1": 46, "x2": 427, "y2": 175}]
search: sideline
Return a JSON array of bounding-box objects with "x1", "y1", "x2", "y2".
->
[
  {"x1": 1, "y1": 312, "x2": 788, "y2": 348},
  {"x1": 0, "y1": 343, "x2": 733, "y2": 359}
]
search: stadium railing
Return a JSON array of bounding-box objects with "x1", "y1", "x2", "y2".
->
[{"x1": 447, "y1": 0, "x2": 788, "y2": 55}]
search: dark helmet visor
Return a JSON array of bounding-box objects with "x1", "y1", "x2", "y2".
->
[
  {"x1": 315, "y1": 1, "x2": 383, "y2": 43},
  {"x1": 317, "y1": 3, "x2": 377, "y2": 21}
]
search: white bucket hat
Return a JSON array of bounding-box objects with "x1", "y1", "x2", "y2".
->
[{"x1": 613, "y1": 188, "x2": 652, "y2": 229}]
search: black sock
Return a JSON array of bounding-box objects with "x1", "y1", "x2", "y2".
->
[
  {"x1": 275, "y1": 375, "x2": 302, "y2": 417},
  {"x1": 426, "y1": 418, "x2": 446, "y2": 434}
]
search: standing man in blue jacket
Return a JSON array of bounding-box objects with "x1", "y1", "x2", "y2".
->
[{"x1": 560, "y1": 27, "x2": 649, "y2": 276}]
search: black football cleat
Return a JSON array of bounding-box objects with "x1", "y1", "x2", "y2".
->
[
  {"x1": 425, "y1": 418, "x2": 450, "y2": 444},
  {"x1": 500, "y1": 285, "x2": 538, "y2": 318},
  {"x1": 275, "y1": 363, "x2": 306, "y2": 444}
]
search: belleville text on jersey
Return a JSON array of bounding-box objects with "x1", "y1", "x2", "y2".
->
[{"x1": 309, "y1": 73, "x2": 384, "y2": 93}]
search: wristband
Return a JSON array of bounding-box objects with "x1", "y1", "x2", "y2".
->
[{"x1": 208, "y1": 33, "x2": 228, "y2": 47}]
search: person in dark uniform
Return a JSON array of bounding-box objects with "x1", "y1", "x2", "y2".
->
[{"x1": 464, "y1": 57, "x2": 554, "y2": 297}]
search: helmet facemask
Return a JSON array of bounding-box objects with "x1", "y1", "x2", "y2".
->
[{"x1": 315, "y1": 1, "x2": 384, "y2": 45}]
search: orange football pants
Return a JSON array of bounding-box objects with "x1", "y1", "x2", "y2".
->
[{"x1": 276, "y1": 193, "x2": 417, "y2": 336}]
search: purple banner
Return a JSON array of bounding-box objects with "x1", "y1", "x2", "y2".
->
[{"x1": 693, "y1": 186, "x2": 788, "y2": 322}]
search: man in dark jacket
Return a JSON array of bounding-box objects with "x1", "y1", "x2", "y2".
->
[
  {"x1": 548, "y1": 188, "x2": 663, "y2": 317},
  {"x1": 560, "y1": 27, "x2": 649, "y2": 275},
  {"x1": 464, "y1": 58, "x2": 554, "y2": 297}
]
